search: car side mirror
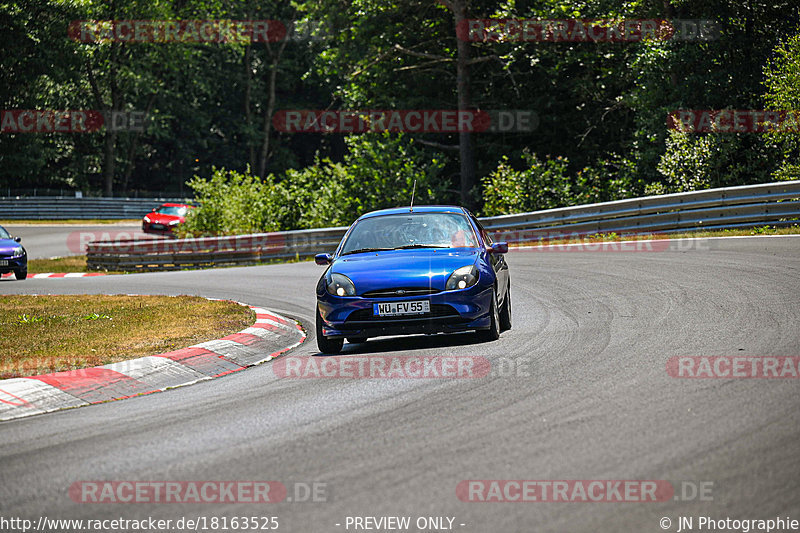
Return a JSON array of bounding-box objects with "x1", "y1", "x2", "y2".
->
[
  {"x1": 489, "y1": 242, "x2": 508, "y2": 254},
  {"x1": 151, "y1": 208, "x2": 156, "y2": 212},
  {"x1": 14, "y1": 236, "x2": 21, "y2": 243},
  {"x1": 315, "y1": 253, "x2": 333, "y2": 265}
]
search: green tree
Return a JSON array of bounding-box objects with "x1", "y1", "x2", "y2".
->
[
  {"x1": 182, "y1": 133, "x2": 448, "y2": 234},
  {"x1": 763, "y1": 32, "x2": 800, "y2": 181}
]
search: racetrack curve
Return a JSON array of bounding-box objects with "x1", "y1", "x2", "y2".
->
[
  {"x1": 1, "y1": 236, "x2": 799, "y2": 532},
  {"x1": 3, "y1": 223, "x2": 150, "y2": 259}
]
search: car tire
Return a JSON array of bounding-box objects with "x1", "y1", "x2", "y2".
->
[
  {"x1": 14, "y1": 269, "x2": 27, "y2": 281},
  {"x1": 316, "y1": 308, "x2": 343, "y2": 354},
  {"x1": 477, "y1": 286, "x2": 500, "y2": 342},
  {"x1": 346, "y1": 337, "x2": 367, "y2": 344},
  {"x1": 499, "y1": 280, "x2": 512, "y2": 332}
]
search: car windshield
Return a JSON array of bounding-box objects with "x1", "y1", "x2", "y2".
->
[
  {"x1": 156, "y1": 205, "x2": 188, "y2": 216},
  {"x1": 340, "y1": 212, "x2": 478, "y2": 255},
  {"x1": 0, "y1": 226, "x2": 11, "y2": 239}
]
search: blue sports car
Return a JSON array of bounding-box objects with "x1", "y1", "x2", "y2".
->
[
  {"x1": 314, "y1": 206, "x2": 511, "y2": 353},
  {"x1": 0, "y1": 225, "x2": 27, "y2": 280}
]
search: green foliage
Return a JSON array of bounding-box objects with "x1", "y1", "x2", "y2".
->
[
  {"x1": 650, "y1": 130, "x2": 779, "y2": 195},
  {"x1": 750, "y1": 225, "x2": 774, "y2": 235},
  {"x1": 3, "y1": 0, "x2": 799, "y2": 211},
  {"x1": 181, "y1": 134, "x2": 449, "y2": 233},
  {"x1": 16, "y1": 314, "x2": 44, "y2": 325},
  {"x1": 180, "y1": 168, "x2": 293, "y2": 236},
  {"x1": 285, "y1": 134, "x2": 448, "y2": 228},
  {"x1": 772, "y1": 163, "x2": 800, "y2": 182},
  {"x1": 651, "y1": 131, "x2": 716, "y2": 193},
  {"x1": 481, "y1": 151, "x2": 640, "y2": 216},
  {"x1": 481, "y1": 153, "x2": 571, "y2": 216},
  {"x1": 82, "y1": 314, "x2": 112, "y2": 321},
  {"x1": 763, "y1": 32, "x2": 800, "y2": 182},
  {"x1": 573, "y1": 156, "x2": 642, "y2": 205},
  {"x1": 763, "y1": 34, "x2": 800, "y2": 111}
]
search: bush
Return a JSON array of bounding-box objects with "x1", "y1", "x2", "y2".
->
[
  {"x1": 481, "y1": 152, "x2": 571, "y2": 216},
  {"x1": 649, "y1": 131, "x2": 716, "y2": 194},
  {"x1": 763, "y1": 33, "x2": 800, "y2": 183},
  {"x1": 284, "y1": 133, "x2": 449, "y2": 228},
  {"x1": 573, "y1": 155, "x2": 642, "y2": 205},
  {"x1": 180, "y1": 168, "x2": 294, "y2": 236},
  {"x1": 772, "y1": 162, "x2": 800, "y2": 181},
  {"x1": 648, "y1": 130, "x2": 779, "y2": 196},
  {"x1": 180, "y1": 133, "x2": 449, "y2": 235},
  {"x1": 481, "y1": 151, "x2": 641, "y2": 216}
]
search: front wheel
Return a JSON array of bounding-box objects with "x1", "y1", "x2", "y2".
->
[
  {"x1": 477, "y1": 286, "x2": 500, "y2": 342},
  {"x1": 499, "y1": 280, "x2": 512, "y2": 332},
  {"x1": 316, "y1": 308, "x2": 343, "y2": 354},
  {"x1": 14, "y1": 269, "x2": 27, "y2": 281}
]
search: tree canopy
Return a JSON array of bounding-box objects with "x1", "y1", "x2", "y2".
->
[{"x1": 1, "y1": 0, "x2": 798, "y2": 223}]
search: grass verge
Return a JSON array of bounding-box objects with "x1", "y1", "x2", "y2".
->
[
  {"x1": 0, "y1": 294, "x2": 254, "y2": 378},
  {"x1": 27, "y1": 255, "x2": 92, "y2": 274}
]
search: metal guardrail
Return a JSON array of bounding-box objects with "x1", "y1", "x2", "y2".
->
[
  {"x1": 87, "y1": 228, "x2": 348, "y2": 271},
  {"x1": 86, "y1": 181, "x2": 800, "y2": 271},
  {"x1": 3, "y1": 188, "x2": 188, "y2": 199},
  {"x1": 483, "y1": 181, "x2": 800, "y2": 240},
  {"x1": 0, "y1": 197, "x2": 191, "y2": 219}
]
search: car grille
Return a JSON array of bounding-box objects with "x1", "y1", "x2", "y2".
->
[
  {"x1": 361, "y1": 287, "x2": 440, "y2": 297},
  {"x1": 345, "y1": 304, "x2": 459, "y2": 323}
]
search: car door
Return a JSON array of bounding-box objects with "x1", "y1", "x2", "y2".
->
[{"x1": 470, "y1": 214, "x2": 510, "y2": 302}]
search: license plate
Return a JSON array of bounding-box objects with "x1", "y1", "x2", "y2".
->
[
  {"x1": 0, "y1": 260, "x2": 7, "y2": 266},
  {"x1": 151, "y1": 224, "x2": 165, "y2": 229},
  {"x1": 374, "y1": 300, "x2": 430, "y2": 316}
]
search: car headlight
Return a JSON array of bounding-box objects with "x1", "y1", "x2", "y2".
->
[
  {"x1": 326, "y1": 273, "x2": 356, "y2": 297},
  {"x1": 168, "y1": 220, "x2": 180, "y2": 226},
  {"x1": 11, "y1": 246, "x2": 25, "y2": 258},
  {"x1": 446, "y1": 265, "x2": 478, "y2": 291},
  {"x1": 143, "y1": 216, "x2": 151, "y2": 223}
]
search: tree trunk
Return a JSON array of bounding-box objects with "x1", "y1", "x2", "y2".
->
[
  {"x1": 122, "y1": 93, "x2": 157, "y2": 191},
  {"x1": 103, "y1": 130, "x2": 116, "y2": 197},
  {"x1": 451, "y1": 0, "x2": 476, "y2": 208},
  {"x1": 103, "y1": 2, "x2": 120, "y2": 197},
  {"x1": 244, "y1": 44, "x2": 256, "y2": 171},
  {"x1": 663, "y1": 1, "x2": 678, "y2": 87},
  {"x1": 257, "y1": 56, "x2": 279, "y2": 178},
  {"x1": 100, "y1": 40, "x2": 121, "y2": 197},
  {"x1": 257, "y1": 34, "x2": 289, "y2": 178}
]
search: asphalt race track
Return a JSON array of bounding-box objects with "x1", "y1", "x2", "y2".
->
[
  {"x1": 3, "y1": 223, "x2": 147, "y2": 259},
  {"x1": 1, "y1": 236, "x2": 799, "y2": 532}
]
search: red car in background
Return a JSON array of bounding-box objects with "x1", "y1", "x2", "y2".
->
[{"x1": 142, "y1": 203, "x2": 195, "y2": 235}]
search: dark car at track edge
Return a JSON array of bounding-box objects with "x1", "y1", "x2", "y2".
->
[{"x1": 0, "y1": 225, "x2": 27, "y2": 280}]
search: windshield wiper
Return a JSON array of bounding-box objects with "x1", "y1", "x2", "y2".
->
[
  {"x1": 341, "y1": 247, "x2": 395, "y2": 255},
  {"x1": 391, "y1": 244, "x2": 450, "y2": 250}
]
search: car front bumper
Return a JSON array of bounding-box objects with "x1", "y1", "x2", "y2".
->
[
  {"x1": 0, "y1": 255, "x2": 27, "y2": 273},
  {"x1": 142, "y1": 222, "x2": 178, "y2": 235},
  {"x1": 317, "y1": 284, "x2": 494, "y2": 339}
]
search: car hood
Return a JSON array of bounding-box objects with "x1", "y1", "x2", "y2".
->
[
  {"x1": 331, "y1": 248, "x2": 480, "y2": 294},
  {"x1": 146, "y1": 213, "x2": 182, "y2": 223},
  {"x1": 0, "y1": 239, "x2": 22, "y2": 256}
]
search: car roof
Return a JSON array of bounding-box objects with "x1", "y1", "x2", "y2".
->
[
  {"x1": 357, "y1": 205, "x2": 468, "y2": 220},
  {"x1": 159, "y1": 203, "x2": 194, "y2": 208}
]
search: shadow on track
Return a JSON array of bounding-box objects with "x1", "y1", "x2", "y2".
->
[{"x1": 312, "y1": 331, "x2": 491, "y2": 357}]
